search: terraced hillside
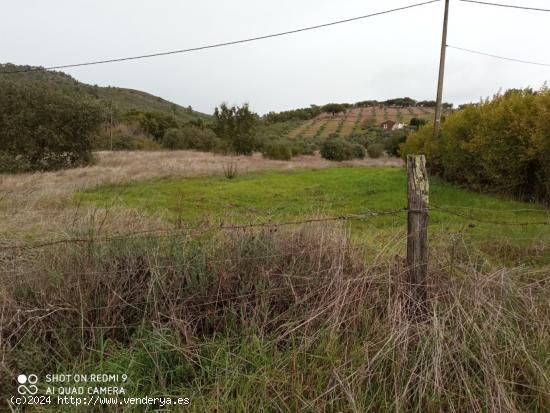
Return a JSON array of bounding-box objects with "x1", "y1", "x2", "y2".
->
[{"x1": 287, "y1": 106, "x2": 436, "y2": 140}]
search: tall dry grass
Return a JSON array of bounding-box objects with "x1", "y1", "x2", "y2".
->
[{"x1": 1, "y1": 221, "x2": 549, "y2": 411}]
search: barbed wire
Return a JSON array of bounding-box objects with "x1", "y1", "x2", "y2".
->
[
  {"x1": 431, "y1": 205, "x2": 550, "y2": 226},
  {"x1": 0, "y1": 203, "x2": 548, "y2": 253},
  {"x1": 0, "y1": 208, "x2": 407, "y2": 251},
  {"x1": 1, "y1": 232, "x2": 546, "y2": 281}
]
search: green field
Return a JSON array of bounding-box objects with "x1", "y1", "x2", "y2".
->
[{"x1": 78, "y1": 167, "x2": 549, "y2": 265}]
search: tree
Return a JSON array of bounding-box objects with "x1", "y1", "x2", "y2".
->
[
  {"x1": 0, "y1": 80, "x2": 102, "y2": 172},
  {"x1": 409, "y1": 117, "x2": 427, "y2": 128},
  {"x1": 213, "y1": 103, "x2": 258, "y2": 155},
  {"x1": 322, "y1": 103, "x2": 345, "y2": 116}
]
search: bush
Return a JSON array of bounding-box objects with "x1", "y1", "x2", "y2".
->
[
  {"x1": 161, "y1": 126, "x2": 220, "y2": 151},
  {"x1": 383, "y1": 130, "x2": 408, "y2": 157},
  {"x1": 350, "y1": 143, "x2": 366, "y2": 159},
  {"x1": 124, "y1": 110, "x2": 178, "y2": 140},
  {"x1": 291, "y1": 140, "x2": 317, "y2": 156},
  {"x1": 112, "y1": 135, "x2": 136, "y2": 150},
  {"x1": 262, "y1": 141, "x2": 292, "y2": 160},
  {"x1": 93, "y1": 122, "x2": 160, "y2": 151},
  {"x1": 367, "y1": 143, "x2": 384, "y2": 158},
  {"x1": 349, "y1": 132, "x2": 369, "y2": 147},
  {"x1": 0, "y1": 151, "x2": 31, "y2": 173},
  {"x1": 320, "y1": 138, "x2": 353, "y2": 161},
  {"x1": 0, "y1": 80, "x2": 101, "y2": 172},
  {"x1": 400, "y1": 87, "x2": 550, "y2": 203},
  {"x1": 214, "y1": 103, "x2": 259, "y2": 155},
  {"x1": 135, "y1": 137, "x2": 161, "y2": 150}
]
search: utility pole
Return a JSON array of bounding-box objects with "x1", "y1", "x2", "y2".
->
[
  {"x1": 110, "y1": 100, "x2": 113, "y2": 151},
  {"x1": 433, "y1": 0, "x2": 450, "y2": 139}
]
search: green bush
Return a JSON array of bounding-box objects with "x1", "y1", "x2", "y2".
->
[
  {"x1": 112, "y1": 135, "x2": 136, "y2": 150},
  {"x1": 124, "y1": 110, "x2": 178, "y2": 140},
  {"x1": 214, "y1": 103, "x2": 259, "y2": 155},
  {"x1": 0, "y1": 80, "x2": 101, "y2": 172},
  {"x1": 135, "y1": 137, "x2": 161, "y2": 150},
  {"x1": 162, "y1": 126, "x2": 220, "y2": 151},
  {"x1": 400, "y1": 87, "x2": 550, "y2": 203},
  {"x1": 262, "y1": 141, "x2": 292, "y2": 160},
  {"x1": 291, "y1": 140, "x2": 317, "y2": 156},
  {"x1": 351, "y1": 143, "x2": 366, "y2": 159},
  {"x1": 320, "y1": 138, "x2": 353, "y2": 161},
  {"x1": 349, "y1": 132, "x2": 369, "y2": 147},
  {"x1": 367, "y1": 143, "x2": 384, "y2": 158},
  {"x1": 0, "y1": 151, "x2": 31, "y2": 173},
  {"x1": 383, "y1": 130, "x2": 408, "y2": 157}
]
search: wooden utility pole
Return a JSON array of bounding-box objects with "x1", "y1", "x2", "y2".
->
[
  {"x1": 406, "y1": 155, "x2": 429, "y2": 315},
  {"x1": 109, "y1": 101, "x2": 114, "y2": 151},
  {"x1": 433, "y1": 0, "x2": 450, "y2": 139}
]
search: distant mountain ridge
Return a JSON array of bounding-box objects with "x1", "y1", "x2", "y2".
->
[{"x1": 0, "y1": 63, "x2": 211, "y2": 123}]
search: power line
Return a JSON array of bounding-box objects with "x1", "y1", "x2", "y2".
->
[
  {"x1": 447, "y1": 45, "x2": 550, "y2": 67},
  {"x1": 1, "y1": 0, "x2": 440, "y2": 74},
  {"x1": 459, "y1": 0, "x2": 550, "y2": 12}
]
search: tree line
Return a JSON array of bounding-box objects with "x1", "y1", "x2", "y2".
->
[{"x1": 401, "y1": 87, "x2": 550, "y2": 204}]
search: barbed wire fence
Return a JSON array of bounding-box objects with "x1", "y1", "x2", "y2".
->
[{"x1": 1, "y1": 155, "x2": 549, "y2": 328}]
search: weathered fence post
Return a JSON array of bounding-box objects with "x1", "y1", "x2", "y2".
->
[{"x1": 406, "y1": 155, "x2": 429, "y2": 315}]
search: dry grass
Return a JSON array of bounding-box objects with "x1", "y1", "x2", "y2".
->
[
  {"x1": 0, "y1": 150, "x2": 400, "y2": 243},
  {"x1": 1, "y1": 222, "x2": 549, "y2": 411},
  {"x1": 0, "y1": 150, "x2": 401, "y2": 204}
]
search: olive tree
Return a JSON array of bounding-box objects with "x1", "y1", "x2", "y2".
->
[{"x1": 0, "y1": 80, "x2": 102, "y2": 172}]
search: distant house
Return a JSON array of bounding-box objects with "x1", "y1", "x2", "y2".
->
[
  {"x1": 380, "y1": 120, "x2": 395, "y2": 130},
  {"x1": 380, "y1": 120, "x2": 406, "y2": 131},
  {"x1": 393, "y1": 122, "x2": 406, "y2": 130}
]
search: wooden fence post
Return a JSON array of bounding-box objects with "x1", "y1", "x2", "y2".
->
[{"x1": 406, "y1": 155, "x2": 429, "y2": 315}]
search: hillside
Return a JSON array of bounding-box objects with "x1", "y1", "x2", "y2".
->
[
  {"x1": 0, "y1": 63, "x2": 211, "y2": 123},
  {"x1": 287, "y1": 106, "x2": 436, "y2": 140}
]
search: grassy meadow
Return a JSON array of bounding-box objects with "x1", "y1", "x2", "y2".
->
[
  {"x1": 2, "y1": 159, "x2": 550, "y2": 412},
  {"x1": 77, "y1": 167, "x2": 549, "y2": 266}
]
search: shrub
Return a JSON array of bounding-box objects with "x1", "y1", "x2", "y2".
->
[
  {"x1": 93, "y1": 122, "x2": 160, "y2": 151},
  {"x1": 0, "y1": 151, "x2": 31, "y2": 173},
  {"x1": 134, "y1": 137, "x2": 161, "y2": 150},
  {"x1": 367, "y1": 143, "x2": 384, "y2": 158},
  {"x1": 214, "y1": 103, "x2": 259, "y2": 155},
  {"x1": 383, "y1": 130, "x2": 408, "y2": 157},
  {"x1": 124, "y1": 110, "x2": 178, "y2": 140},
  {"x1": 350, "y1": 143, "x2": 366, "y2": 159},
  {"x1": 161, "y1": 126, "x2": 220, "y2": 151},
  {"x1": 222, "y1": 161, "x2": 238, "y2": 179},
  {"x1": 262, "y1": 141, "x2": 292, "y2": 160},
  {"x1": 400, "y1": 87, "x2": 550, "y2": 203},
  {"x1": 349, "y1": 132, "x2": 369, "y2": 147},
  {"x1": 112, "y1": 134, "x2": 136, "y2": 150},
  {"x1": 320, "y1": 138, "x2": 353, "y2": 161},
  {"x1": 291, "y1": 141, "x2": 317, "y2": 156},
  {"x1": 0, "y1": 80, "x2": 101, "y2": 172}
]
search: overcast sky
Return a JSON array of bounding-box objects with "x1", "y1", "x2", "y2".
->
[{"x1": 2, "y1": 0, "x2": 549, "y2": 114}]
